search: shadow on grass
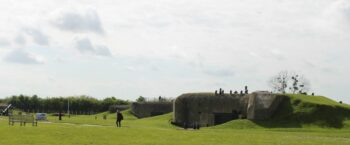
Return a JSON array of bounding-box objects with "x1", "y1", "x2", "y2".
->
[{"x1": 253, "y1": 96, "x2": 350, "y2": 129}]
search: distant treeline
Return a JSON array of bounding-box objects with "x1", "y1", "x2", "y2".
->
[{"x1": 0, "y1": 95, "x2": 129, "y2": 114}]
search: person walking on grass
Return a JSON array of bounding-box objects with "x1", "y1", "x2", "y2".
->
[{"x1": 116, "y1": 110, "x2": 123, "y2": 127}]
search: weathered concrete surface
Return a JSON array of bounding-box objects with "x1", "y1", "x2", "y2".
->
[
  {"x1": 131, "y1": 102, "x2": 172, "y2": 118},
  {"x1": 247, "y1": 91, "x2": 282, "y2": 120},
  {"x1": 173, "y1": 93, "x2": 246, "y2": 127},
  {"x1": 173, "y1": 91, "x2": 282, "y2": 127}
]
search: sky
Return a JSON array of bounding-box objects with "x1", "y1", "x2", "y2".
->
[{"x1": 0, "y1": 0, "x2": 349, "y2": 103}]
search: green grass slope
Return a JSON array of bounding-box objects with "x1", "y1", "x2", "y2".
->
[
  {"x1": 46, "y1": 110, "x2": 137, "y2": 126},
  {"x1": 215, "y1": 94, "x2": 350, "y2": 129},
  {"x1": 271, "y1": 94, "x2": 350, "y2": 128},
  {"x1": 45, "y1": 110, "x2": 174, "y2": 128}
]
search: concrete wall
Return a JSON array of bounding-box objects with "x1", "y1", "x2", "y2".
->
[
  {"x1": 247, "y1": 91, "x2": 282, "y2": 120},
  {"x1": 173, "y1": 91, "x2": 281, "y2": 127},
  {"x1": 131, "y1": 102, "x2": 173, "y2": 118},
  {"x1": 173, "y1": 93, "x2": 246, "y2": 127}
]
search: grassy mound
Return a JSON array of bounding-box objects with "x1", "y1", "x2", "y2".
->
[
  {"x1": 271, "y1": 94, "x2": 350, "y2": 128},
  {"x1": 215, "y1": 94, "x2": 350, "y2": 129},
  {"x1": 132, "y1": 113, "x2": 174, "y2": 128}
]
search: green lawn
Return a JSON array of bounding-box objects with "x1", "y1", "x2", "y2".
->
[
  {"x1": 1, "y1": 113, "x2": 350, "y2": 145},
  {"x1": 1, "y1": 94, "x2": 350, "y2": 145}
]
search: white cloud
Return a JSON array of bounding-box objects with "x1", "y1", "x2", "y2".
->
[
  {"x1": 324, "y1": 0, "x2": 350, "y2": 31},
  {"x1": 3, "y1": 49, "x2": 45, "y2": 64},
  {"x1": 94, "y1": 45, "x2": 112, "y2": 56},
  {"x1": 0, "y1": 38, "x2": 10, "y2": 47},
  {"x1": 52, "y1": 8, "x2": 104, "y2": 34},
  {"x1": 75, "y1": 37, "x2": 112, "y2": 56},
  {"x1": 0, "y1": 0, "x2": 349, "y2": 103},
  {"x1": 269, "y1": 49, "x2": 286, "y2": 61},
  {"x1": 204, "y1": 68, "x2": 235, "y2": 77},
  {"x1": 332, "y1": 0, "x2": 350, "y2": 18},
  {"x1": 23, "y1": 28, "x2": 49, "y2": 45},
  {"x1": 14, "y1": 34, "x2": 26, "y2": 45},
  {"x1": 75, "y1": 37, "x2": 94, "y2": 53}
]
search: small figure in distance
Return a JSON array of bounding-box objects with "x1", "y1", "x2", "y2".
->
[
  {"x1": 58, "y1": 111, "x2": 62, "y2": 121},
  {"x1": 244, "y1": 86, "x2": 248, "y2": 94},
  {"x1": 116, "y1": 110, "x2": 124, "y2": 127}
]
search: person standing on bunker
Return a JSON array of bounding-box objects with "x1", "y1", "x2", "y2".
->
[{"x1": 116, "y1": 110, "x2": 123, "y2": 127}]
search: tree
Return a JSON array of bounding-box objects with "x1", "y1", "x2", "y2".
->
[
  {"x1": 269, "y1": 71, "x2": 310, "y2": 94},
  {"x1": 3, "y1": 95, "x2": 129, "y2": 114},
  {"x1": 269, "y1": 71, "x2": 289, "y2": 94},
  {"x1": 136, "y1": 96, "x2": 146, "y2": 102},
  {"x1": 289, "y1": 74, "x2": 310, "y2": 94},
  {"x1": 31, "y1": 95, "x2": 40, "y2": 112}
]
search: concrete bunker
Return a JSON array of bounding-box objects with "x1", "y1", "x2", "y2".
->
[
  {"x1": 131, "y1": 102, "x2": 173, "y2": 118},
  {"x1": 172, "y1": 91, "x2": 282, "y2": 127}
]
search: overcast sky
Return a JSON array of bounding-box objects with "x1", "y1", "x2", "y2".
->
[{"x1": 0, "y1": 0, "x2": 349, "y2": 103}]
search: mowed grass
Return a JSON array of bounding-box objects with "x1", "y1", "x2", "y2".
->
[
  {"x1": 285, "y1": 94, "x2": 350, "y2": 109},
  {"x1": 1, "y1": 114, "x2": 350, "y2": 145},
  {"x1": 1, "y1": 94, "x2": 350, "y2": 145},
  {"x1": 44, "y1": 110, "x2": 173, "y2": 128}
]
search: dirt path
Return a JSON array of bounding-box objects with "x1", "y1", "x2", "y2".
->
[{"x1": 41, "y1": 121, "x2": 113, "y2": 127}]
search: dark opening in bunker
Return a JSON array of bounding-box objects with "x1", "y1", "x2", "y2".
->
[{"x1": 213, "y1": 110, "x2": 239, "y2": 125}]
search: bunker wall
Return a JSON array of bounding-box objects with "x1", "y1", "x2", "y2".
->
[
  {"x1": 173, "y1": 91, "x2": 282, "y2": 127},
  {"x1": 131, "y1": 102, "x2": 173, "y2": 118},
  {"x1": 173, "y1": 93, "x2": 247, "y2": 127},
  {"x1": 247, "y1": 92, "x2": 282, "y2": 120}
]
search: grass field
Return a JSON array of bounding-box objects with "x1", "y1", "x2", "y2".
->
[{"x1": 1, "y1": 94, "x2": 350, "y2": 145}]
